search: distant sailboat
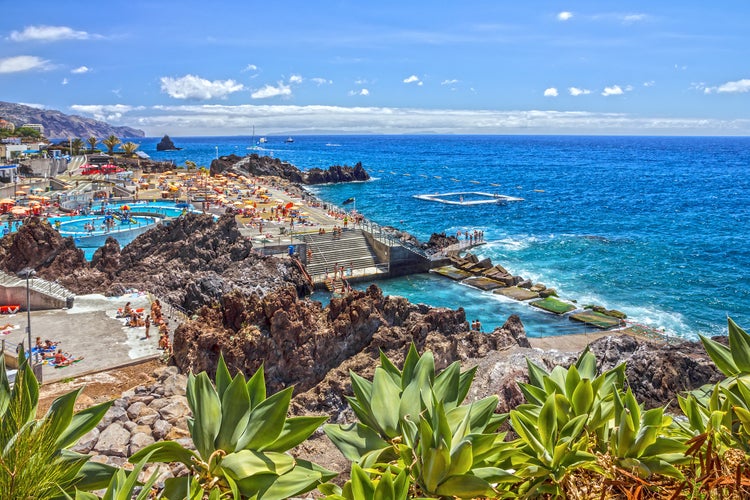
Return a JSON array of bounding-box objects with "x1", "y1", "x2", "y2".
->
[
  {"x1": 247, "y1": 126, "x2": 262, "y2": 151},
  {"x1": 285, "y1": 137, "x2": 294, "y2": 143}
]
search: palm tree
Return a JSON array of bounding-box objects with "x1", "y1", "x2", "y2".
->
[
  {"x1": 119, "y1": 141, "x2": 139, "y2": 156},
  {"x1": 86, "y1": 136, "x2": 98, "y2": 153},
  {"x1": 102, "y1": 135, "x2": 121, "y2": 155},
  {"x1": 70, "y1": 138, "x2": 84, "y2": 155}
]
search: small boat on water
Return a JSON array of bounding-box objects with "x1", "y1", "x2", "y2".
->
[
  {"x1": 285, "y1": 137, "x2": 294, "y2": 143},
  {"x1": 342, "y1": 197, "x2": 356, "y2": 205},
  {"x1": 259, "y1": 137, "x2": 268, "y2": 144}
]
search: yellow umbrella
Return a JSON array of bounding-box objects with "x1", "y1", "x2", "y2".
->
[{"x1": 0, "y1": 198, "x2": 15, "y2": 205}]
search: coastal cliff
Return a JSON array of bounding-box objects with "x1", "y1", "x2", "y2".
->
[
  {"x1": 210, "y1": 154, "x2": 370, "y2": 184},
  {"x1": 0, "y1": 101, "x2": 144, "y2": 139}
]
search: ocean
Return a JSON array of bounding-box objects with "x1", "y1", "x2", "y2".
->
[{"x1": 133, "y1": 135, "x2": 750, "y2": 340}]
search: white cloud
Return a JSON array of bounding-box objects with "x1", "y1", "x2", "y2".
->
[
  {"x1": 70, "y1": 104, "x2": 146, "y2": 122},
  {"x1": 622, "y1": 14, "x2": 647, "y2": 24},
  {"x1": 160, "y1": 74, "x2": 245, "y2": 100},
  {"x1": 10, "y1": 25, "x2": 94, "y2": 42},
  {"x1": 18, "y1": 102, "x2": 46, "y2": 109},
  {"x1": 602, "y1": 85, "x2": 624, "y2": 96},
  {"x1": 311, "y1": 77, "x2": 332, "y2": 86},
  {"x1": 289, "y1": 74, "x2": 303, "y2": 84},
  {"x1": 354, "y1": 78, "x2": 369, "y2": 85},
  {"x1": 110, "y1": 104, "x2": 750, "y2": 136},
  {"x1": 643, "y1": 80, "x2": 655, "y2": 87},
  {"x1": 557, "y1": 11, "x2": 573, "y2": 21},
  {"x1": 349, "y1": 88, "x2": 369, "y2": 96},
  {"x1": 403, "y1": 75, "x2": 421, "y2": 84},
  {"x1": 251, "y1": 82, "x2": 292, "y2": 99},
  {"x1": 441, "y1": 79, "x2": 459, "y2": 86},
  {"x1": 61, "y1": 78, "x2": 68, "y2": 85},
  {"x1": 568, "y1": 87, "x2": 591, "y2": 96},
  {"x1": 0, "y1": 55, "x2": 49, "y2": 73},
  {"x1": 71, "y1": 65, "x2": 90, "y2": 74},
  {"x1": 704, "y1": 78, "x2": 750, "y2": 94},
  {"x1": 242, "y1": 64, "x2": 258, "y2": 72},
  {"x1": 543, "y1": 87, "x2": 558, "y2": 97}
]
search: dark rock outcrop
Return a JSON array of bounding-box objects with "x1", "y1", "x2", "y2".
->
[
  {"x1": 0, "y1": 101, "x2": 144, "y2": 139},
  {"x1": 210, "y1": 155, "x2": 369, "y2": 185},
  {"x1": 155, "y1": 135, "x2": 180, "y2": 151},
  {"x1": 171, "y1": 283, "x2": 533, "y2": 420}
]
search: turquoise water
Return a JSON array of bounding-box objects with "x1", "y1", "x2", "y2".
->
[{"x1": 131, "y1": 135, "x2": 750, "y2": 340}]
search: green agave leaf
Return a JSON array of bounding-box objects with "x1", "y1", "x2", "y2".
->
[
  {"x1": 323, "y1": 422, "x2": 390, "y2": 462},
  {"x1": 728, "y1": 317, "x2": 750, "y2": 373},
  {"x1": 447, "y1": 439, "x2": 474, "y2": 477},
  {"x1": 71, "y1": 455, "x2": 120, "y2": 492},
  {"x1": 472, "y1": 466, "x2": 519, "y2": 483},
  {"x1": 237, "y1": 386, "x2": 293, "y2": 450},
  {"x1": 519, "y1": 382, "x2": 548, "y2": 406},
  {"x1": 373, "y1": 467, "x2": 395, "y2": 500},
  {"x1": 734, "y1": 406, "x2": 750, "y2": 434},
  {"x1": 642, "y1": 437, "x2": 688, "y2": 457},
  {"x1": 526, "y1": 358, "x2": 549, "y2": 388},
  {"x1": 221, "y1": 450, "x2": 295, "y2": 479},
  {"x1": 401, "y1": 343, "x2": 421, "y2": 389},
  {"x1": 347, "y1": 396, "x2": 379, "y2": 431},
  {"x1": 247, "y1": 364, "x2": 267, "y2": 410},
  {"x1": 575, "y1": 348, "x2": 598, "y2": 380},
  {"x1": 398, "y1": 377, "x2": 423, "y2": 427},
  {"x1": 129, "y1": 440, "x2": 197, "y2": 466},
  {"x1": 350, "y1": 371, "x2": 374, "y2": 405},
  {"x1": 456, "y1": 365, "x2": 477, "y2": 405},
  {"x1": 571, "y1": 378, "x2": 594, "y2": 416},
  {"x1": 700, "y1": 334, "x2": 739, "y2": 376},
  {"x1": 510, "y1": 410, "x2": 547, "y2": 458},
  {"x1": 548, "y1": 366, "x2": 568, "y2": 394},
  {"x1": 564, "y1": 365, "x2": 581, "y2": 400},
  {"x1": 559, "y1": 413, "x2": 588, "y2": 442},
  {"x1": 350, "y1": 463, "x2": 375, "y2": 500},
  {"x1": 160, "y1": 476, "x2": 195, "y2": 500},
  {"x1": 421, "y1": 445, "x2": 450, "y2": 493},
  {"x1": 187, "y1": 372, "x2": 223, "y2": 459},
  {"x1": 263, "y1": 415, "x2": 328, "y2": 452},
  {"x1": 214, "y1": 354, "x2": 232, "y2": 399},
  {"x1": 434, "y1": 473, "x2": 495, "y2": 498},
  {"x1": 445, "y1": 396, "x2": 499, "y2": 434},
  {"x1": 370, "y1": 367, "x2": 402, "y2": 438},
  {"x1": 234, "y1": 472, "x2": 277, "y2": 498},
  {"x1": 56, "y1": 400, "x2": 113, "y2": 449},
  {"x1": 216, "y1": 372, "x2": 251, "y2": 452},
  {"x1": 433, "y1": 361, "x2": 461, "y2": 408},
  {"x1": 538, "y1": 393, "x2": 558, "y2": 450},
  {"x1": 379, "y1": 350, "x2": 403, "y2": 385}
]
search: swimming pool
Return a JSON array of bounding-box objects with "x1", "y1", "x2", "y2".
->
[
  {"x1": 91, "y1": 200, "x2": 195, "y2": 218},
  {"x1": 50, "y1": 214, "x2": 159, "y2": 252}
]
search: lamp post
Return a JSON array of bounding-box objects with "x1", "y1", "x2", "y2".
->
[{"x1": 17, "y1": 267, "x2": 36, "y2": 364}]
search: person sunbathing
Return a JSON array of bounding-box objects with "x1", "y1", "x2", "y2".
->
[{"x1": 54, "y1": 350, "x2": 72, "y2": 367}]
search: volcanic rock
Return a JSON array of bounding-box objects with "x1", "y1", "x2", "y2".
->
[
  {"x1": 155, "y1": 135, "x2": 180, "y2": 151},
  {"x1": 210, "y1": 154, "x2": 369, "y2": 185}
]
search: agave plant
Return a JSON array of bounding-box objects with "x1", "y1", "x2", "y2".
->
[
  {"x1": 0, "y1": 350, "x2": 116, "y2": 499},
  {"x1": 519, "y1": 347, "x2": 625, "y2": 446},
  {"x1": 324, "y1": 345, "x2": 514, "y2": 498},
  {"x1": 319, "y1": 463, "x2": 411, "y2": 500},
  {"x1": 608, "y1": 387, "x2": 687, "y2": 479},
  {"x1": 130, "y1": 355, "x2": 334, "y2": 499}
]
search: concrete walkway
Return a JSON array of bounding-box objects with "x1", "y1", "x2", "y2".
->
[{"x1": 1, "y1": 292, "x2": 166, "y2": 383}]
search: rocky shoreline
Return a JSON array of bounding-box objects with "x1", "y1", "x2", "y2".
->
[{"x1": 0, "y1": 155, "x2": 729, "y2": 488}]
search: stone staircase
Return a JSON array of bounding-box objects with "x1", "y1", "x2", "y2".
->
[
  {"x1": 0, "y1": 270, "x2": 75, "y2": 308},
  {"x1": 304, "y1": 229, "x2": 379, "y2": 282}
]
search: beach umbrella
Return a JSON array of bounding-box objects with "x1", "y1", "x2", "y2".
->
[
  {"x1": 15, "y1": 190, "x2": 26, "y2": 196},
  {"x1": 0, "y1": 198, "x2": 15, "y2": 205},
  {"x1": 10, "y1": 206, "x2": 29, "y2": 215},
  {"x1": 121, "y1": 205, "x2": 131, "y2": 211}
]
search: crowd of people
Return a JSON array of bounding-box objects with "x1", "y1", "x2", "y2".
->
[{"x1": 118, "y1": 298, "x2": 171, "y2": 352}]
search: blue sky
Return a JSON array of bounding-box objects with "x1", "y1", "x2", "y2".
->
[{"x1": 1, "y1": 0, "x2": 749, "y2": 136}]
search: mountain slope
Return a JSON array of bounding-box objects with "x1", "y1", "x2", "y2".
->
[{"x1": 0, "y1": 101, "x2": 145, "y2": 139}]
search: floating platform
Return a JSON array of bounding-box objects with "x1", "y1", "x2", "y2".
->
[
  {"x1": 530, "y1": 297, "x2": 577, "y2": 315},
  {"x1": 569, "y1": 310, "x2": 624, "y2": 330},
  {"x1": 414, "y1": 191, "x2": 524, "y2": 205}
]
